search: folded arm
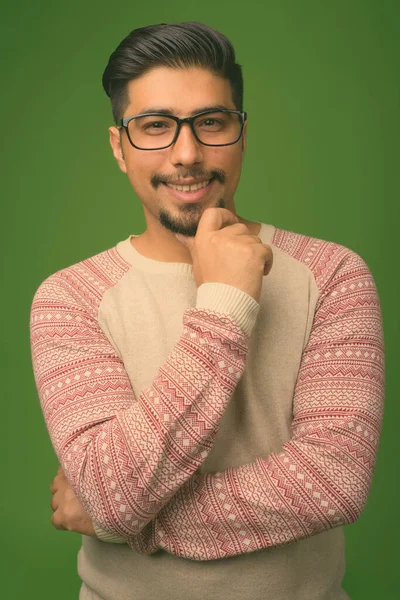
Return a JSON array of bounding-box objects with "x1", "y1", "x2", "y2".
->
[
  {"x1": 41, "y1": 248, "x2": 385, "y2": 561},
  {"x1": 30, "y1": 269, "x2": 258, "y2": 543},
  {"x1": 148, "y1": 249, "x2": 385, "y2": 559},
  {"x1": 90, "y1": 247, "x2": 383, "y2": 557}
]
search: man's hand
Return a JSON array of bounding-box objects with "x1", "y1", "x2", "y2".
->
[
  {"x1": 175, "y1": 208, "x2": 273, "y2": 304},
  {"x1": 50, "y1": 465, "x2": 95, "y2": 536}
]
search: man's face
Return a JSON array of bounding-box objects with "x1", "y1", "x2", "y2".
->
[{"x1": 109, "y1": 66, "x2": 247, "y2": 237}]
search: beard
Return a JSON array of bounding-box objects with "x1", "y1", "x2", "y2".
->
[
  {"x1": 150, "y1": 167, "x2": 227, "y2": 237},
  {"x1": 158, "y1": 196, "x2": 226, "y2": 237}
]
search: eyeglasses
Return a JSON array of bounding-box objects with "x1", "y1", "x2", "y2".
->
[{"x1": 118, "y1": 109, "x2": 247, "y2": 150}]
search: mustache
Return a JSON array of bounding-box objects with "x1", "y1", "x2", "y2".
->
[{"x1": 151, "y1": 169, "x2": 226, "y2": 189}]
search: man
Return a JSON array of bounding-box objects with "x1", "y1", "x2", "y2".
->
[{"x1": 30, "y1": 21, "x2": 385, "y2": 600}]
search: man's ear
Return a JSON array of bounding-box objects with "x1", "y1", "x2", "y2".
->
[{"x1": 108, "y1": 126, "x2": 127, "y2": 173}]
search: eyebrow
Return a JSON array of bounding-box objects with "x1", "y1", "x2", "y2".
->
[{"x1": 136, "y1": 104, "x2": 232, "y2": 116}]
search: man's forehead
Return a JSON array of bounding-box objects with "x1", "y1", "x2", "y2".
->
[{"x1": 124, "y1": 67, "x2": 234, "y2": 115}]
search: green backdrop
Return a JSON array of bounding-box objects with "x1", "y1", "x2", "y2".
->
[{"x1": 1, "y1": 1, "x2": 398, "y2": 598}]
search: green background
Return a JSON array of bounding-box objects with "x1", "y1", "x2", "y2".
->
[{"x1": 1, "y1": 1, "x2": 398, "y2": 598}]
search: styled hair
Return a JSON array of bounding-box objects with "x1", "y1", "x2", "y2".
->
[{"x1": 102, "y1": 22, "x2": 244, "y2": 124}]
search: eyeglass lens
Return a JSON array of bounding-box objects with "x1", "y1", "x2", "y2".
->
[{"x1": 127, "y1": 111, "x2": 242, "y2": 149}]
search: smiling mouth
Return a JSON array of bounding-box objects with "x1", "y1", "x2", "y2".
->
[{"x1": 163, "y1": 177, "x2": 215, "y2": 192}]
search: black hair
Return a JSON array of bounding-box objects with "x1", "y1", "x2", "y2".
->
[{"x1": 102, "y1": 22, "x2": 243, "y2": 124}]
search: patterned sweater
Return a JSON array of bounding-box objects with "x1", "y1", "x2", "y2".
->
[{"x1": 29, "y1": 222, "x2": 385, "y2": 600}]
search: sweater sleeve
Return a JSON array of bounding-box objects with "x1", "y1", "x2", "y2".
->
[
  {"x1": 30, "y1": 271, "x2": 260, "y2": 541},
  {"x1": 143, "y1": 249, "x2": 384, "y2": 560}
]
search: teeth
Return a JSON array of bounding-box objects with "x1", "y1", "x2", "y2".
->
[{"x1": 167, "y1": 179, "x2": 210, "y2": 192}]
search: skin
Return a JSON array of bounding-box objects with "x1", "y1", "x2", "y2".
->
[
  {"x1": 50, "y1": 65, "x2": 261, "y2": 534},
  {"x1": 50, "y1": 466, "x2": 95, "y2": 536}
]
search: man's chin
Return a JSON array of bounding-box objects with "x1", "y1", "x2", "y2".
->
[
  {"x1": 157, "y1": 196, "x2": 226, "y2": 237},
  {"x1": 158, "y1": 209, "x2": 200, "y2": 238}
]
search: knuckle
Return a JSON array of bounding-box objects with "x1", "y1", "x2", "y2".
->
[
  {"x1": 265, "y1": 246, "x2": 273, "y2": 261},
  {"x1": 261, "y1": 242, "x2": 271, "y2": 254},
  {"x1": 51, "y1": 513, "x2": 58, "y2": 529}
]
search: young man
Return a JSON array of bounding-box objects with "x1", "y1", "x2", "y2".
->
[{"x1": 30, "y1": 22, "x2": 385, "y2": 600}]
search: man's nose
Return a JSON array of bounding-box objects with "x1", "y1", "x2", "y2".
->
[{"x1": 169, "y1": 123, "x2": 204, "y2": 166}]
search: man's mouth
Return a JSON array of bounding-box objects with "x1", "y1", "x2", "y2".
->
[{"x1": 163, "y1": 177, "x2": 215, "y2": 192}]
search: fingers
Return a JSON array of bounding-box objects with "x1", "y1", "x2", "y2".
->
[
  {"x1": 198, "y1": 207, "x2": 239, "y2": 236},
  {"x1": 251, "y1": 235, "x2": 262, "y2": 244},
  {"x1": 50, "y1": 492, "x2": 66, "y2": 530},
  {"x1": 50, "y1": 492, "x2": 58, "y2": 512},
  {"x1": 51, "y1": 510, "x2": 67, "y2": 531},
  {"x1": 217, "y1": 222, "x2": 249, "y2": 236},
  {"x1": 50, "y1": 467, "x2": 68, "y2": 531},
  {"x1": 262, "y1": 244, "x2": 274, "y2": 276},
  {"x1": 50, "y1": 465, "x2": 66, "y2": 493}
]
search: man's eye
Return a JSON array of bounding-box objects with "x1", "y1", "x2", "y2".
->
[
  {"x1": 144, "y1": 122, "x2": 168, "y2": 129},
  {"x1": 198, "y1": 118, "x2": 224, "y2": 128}
]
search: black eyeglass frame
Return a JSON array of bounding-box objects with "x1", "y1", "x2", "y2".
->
[{"x1": 118, "y1": 109, "x2": 248, "y2": 150}]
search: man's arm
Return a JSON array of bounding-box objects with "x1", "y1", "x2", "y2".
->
[
  {"x1": 30, "y1": 267, "x2": 259, "y2": 544},
  {"x1": 44, "y1": 246, "x2": 385, "y2": 559},
  {"x1": 147, "y1": 248, "x2": 384, "y2": 559}
]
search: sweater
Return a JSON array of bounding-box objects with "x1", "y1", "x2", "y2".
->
[{"x1": 29, "y1": 221, "x2": 385, "y2": 600}]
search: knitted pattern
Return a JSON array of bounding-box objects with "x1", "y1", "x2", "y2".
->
[{"x1": 30, "y1": 229, "x2": 385, "y2": 561}]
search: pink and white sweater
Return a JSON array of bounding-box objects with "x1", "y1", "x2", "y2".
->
[{"x1": 30, "y1": 222, "x2": 385, "y2": 600}]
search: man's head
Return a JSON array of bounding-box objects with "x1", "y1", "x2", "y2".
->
[{"x1": 103, "y1": 22, "x2": 247, "y2": 240}]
